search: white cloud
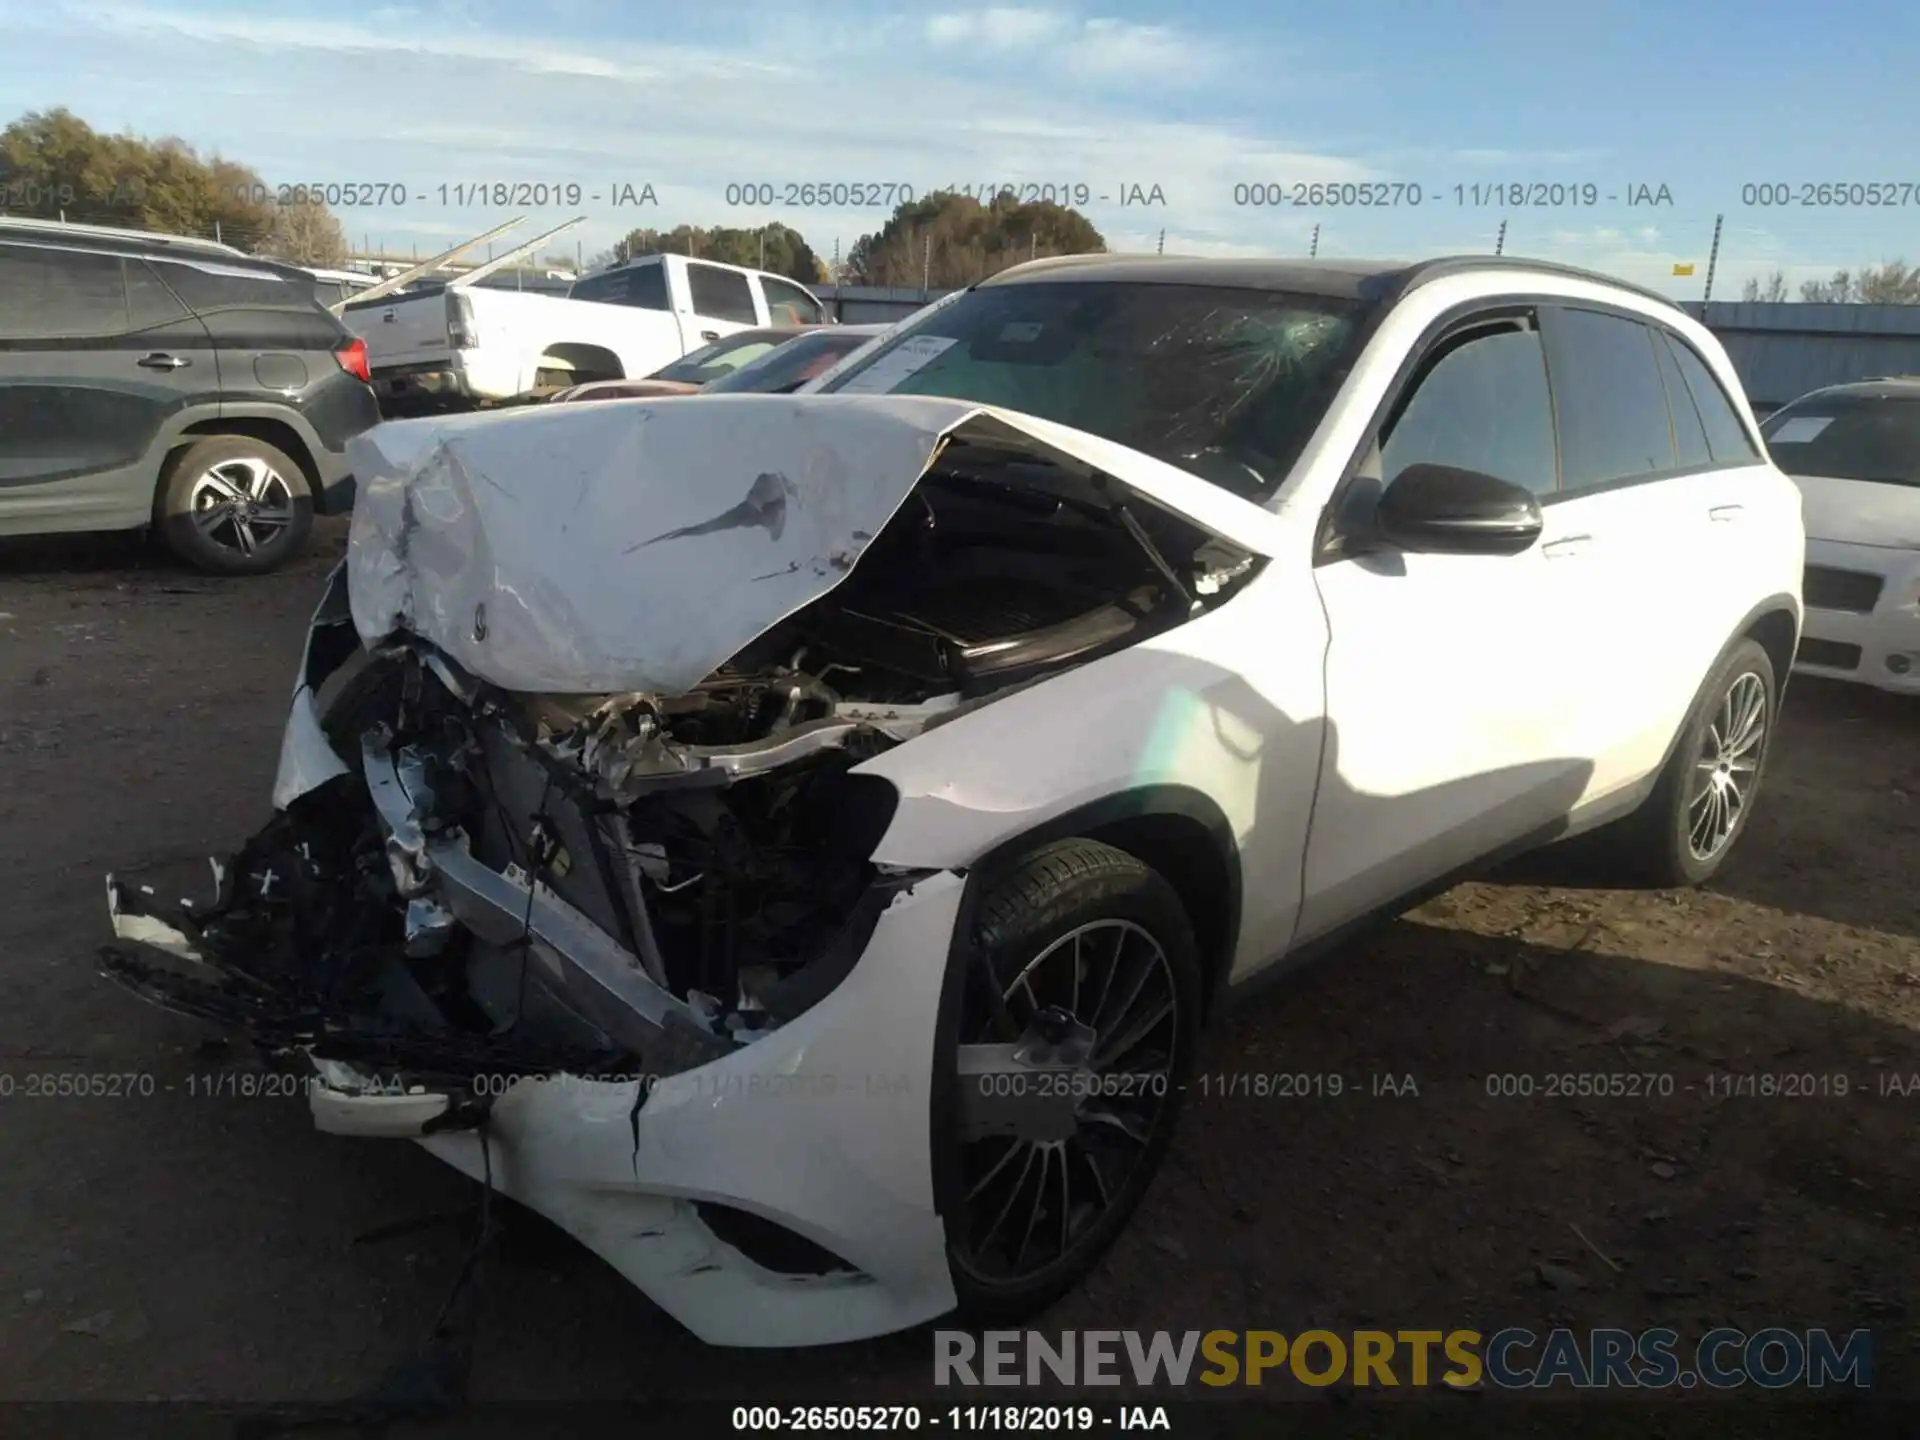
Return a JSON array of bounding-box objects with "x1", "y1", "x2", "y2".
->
[
  {"x1": 82, "y1": 3, "x2": 788, "y2": 82},
  {"x1": 922, "y1": 7, "x2": 1222, "y2": 81},
  {"x1": 925, "y1": 8, "x2": 1068, "y2": 47}
]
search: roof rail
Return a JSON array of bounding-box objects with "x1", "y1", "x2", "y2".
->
[
  {"x1": 1397, "y1": 255, "x2": 1685, "y2": 312},
  {"x1": 0, "y1": 214, "x2": 247, "y2": 256}
]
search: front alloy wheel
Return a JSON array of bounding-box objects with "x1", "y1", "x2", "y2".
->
[{"x1": 942, "y1": 839, "x2": 1201, "y2": 1321}]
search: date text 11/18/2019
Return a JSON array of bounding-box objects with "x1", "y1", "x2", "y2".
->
[
  {"x1": 730, "y1": 1404, "x2": 1172, "y2": 1431},
  {"x1": 1230, "y1": 181, "x2": 1675, "y2": 208}
]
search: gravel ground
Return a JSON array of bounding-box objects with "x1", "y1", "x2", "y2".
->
[{"x1": 1, "y1": 521, "x2": 1916, "y2": 1423}]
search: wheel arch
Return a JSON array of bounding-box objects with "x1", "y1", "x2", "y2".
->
[
  {"x1": 961, "y1": 785, "x2": 1243, "y2": 1024},
  {"x1": 537, "y1": 341, "x2": 625, "y2": 384},
  {"x1": 1646, "y1": 591, "x2": 1800, "y2": 784},
  {"x1": 1743, "y1": 600, "x2": 1800, "y2": 699}
]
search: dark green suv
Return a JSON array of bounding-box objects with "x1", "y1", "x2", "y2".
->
[{"x1": 0, "y1": 220, "x2": 381, "y2": 573}]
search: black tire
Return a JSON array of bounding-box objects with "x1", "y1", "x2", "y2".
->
[
  {"x1": 939, "y1": 839, "x2": 1202, "y2": 1324},
  {"x1": 156, "y1": 435, "x2": 314, "y2": 575},
  {"x1": 1591, "y1": 637, "x2": 1778, "y2": 888}
]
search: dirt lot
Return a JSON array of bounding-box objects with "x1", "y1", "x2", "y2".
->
[{"x1": 1, "y1": 522, "x2": 1917, "y2": 1421}]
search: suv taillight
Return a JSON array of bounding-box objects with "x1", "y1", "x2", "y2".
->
[
  {"x1": 333, "y1": 336, "x2": 370, "y2": 383},
  {"x1": 446, "y1": 290, "x2": 478, "y2": 349}
]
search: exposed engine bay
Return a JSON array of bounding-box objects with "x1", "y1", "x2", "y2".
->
[{"x1": 102, "y1": 428, "x2": 1261, "y2": 1088}]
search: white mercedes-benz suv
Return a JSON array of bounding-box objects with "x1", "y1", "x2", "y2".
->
[{"x1": 103, "y1": 255, "x2": 1804, "y2": 1348}]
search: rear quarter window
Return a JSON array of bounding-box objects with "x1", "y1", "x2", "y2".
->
[
  {"x1": 1665, "y1": 335, "x2": 1759, "y2": 463},
  {"x1": 150, "y1": 258, "x2": 308, "y2": 313}
]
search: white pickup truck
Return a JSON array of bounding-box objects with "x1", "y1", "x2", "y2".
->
[{"x1": 345, "y1": 252, "x2": 829, "y2": 412}]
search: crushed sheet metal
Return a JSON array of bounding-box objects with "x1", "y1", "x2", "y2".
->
[
  {"x1": 105, "y1": 877, "x2": 202, "y2": 963},
  {"x1": 343, "y1": 393, "x2": 1282, "y2": 697},
  {"x1": 272, "y1": 563, "x2": 354, "y2": 809}
]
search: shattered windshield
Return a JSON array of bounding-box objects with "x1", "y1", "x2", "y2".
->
[{"x1": 816, "y1": 280, "x2": 1374, "y2": 501}]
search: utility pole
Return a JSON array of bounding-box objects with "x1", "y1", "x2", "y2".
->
[
  {"x1": 760, "y1": 229, "x2": 766, "y2": 269},
  {"x1": 1494, "y1": 219, "x2": 1507, "y2": 256},
  {"x1": 1309, "y1": 224, "x2": 1319, "y2": 258},
  {"x1": 922, "y1": 232, "x2": 931, "y2": 298},
  {"x1": 215, "y1": 219, "x2": 222, "y2": 245},
  {"x1": 1703, "y1": 213, "x2": 1724, "y2": 304},
  {"x1": 1156, "y1": 229, "x2": 1165, "y2": 254}
]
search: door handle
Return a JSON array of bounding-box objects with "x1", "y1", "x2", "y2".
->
[
  {"x1": 1541, "y1": 534, "x2": 1593, "y2": 558},
  {"x1": 1709, "y1": 504, "x2": 1745, "y2": 522},
  {"x1": 137, "y1": 353, "x2": 190, "y2": 370},
  {"x1": 700, "y1": 330, "x2": 720, "y2": 342}
]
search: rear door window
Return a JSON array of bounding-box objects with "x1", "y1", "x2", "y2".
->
[
  {"x1": 1542, "y1": 306, "x2": 1677, "y2": 491},
  {"x1": 685, "y1": 262, "x2": 758, "y2": 324},
  {"x1": 0, "y1": 243, "x2": 131, "y2": 338}
]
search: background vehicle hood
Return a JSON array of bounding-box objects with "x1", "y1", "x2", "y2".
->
[
  {"x1": 344, "y1": 394, "x2": 1285, "y2": 696},
  {"x1": 1790, "y1": 472, "x2": 1920, "y2": 549}
]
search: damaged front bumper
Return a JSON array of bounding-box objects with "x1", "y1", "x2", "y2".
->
[{"x1": 98, "y1": 565, "x2": 980, "y2": 1347}]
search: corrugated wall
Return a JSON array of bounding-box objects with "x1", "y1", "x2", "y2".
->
[{"x1": 1679, "y1": 302, "x2": 1920, "y2": 408}]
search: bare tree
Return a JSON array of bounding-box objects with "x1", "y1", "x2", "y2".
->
[
  {"x1": 261, "y1": 198, "x2": 348, "y2": 267},
  {"x1": 1800, "y1": 269, "x2": 1855, "y2": 303},
  {"x1": 1741, "y1": 269, "x2": 1789, "y2": 302},
  {"x1": 1856, "y1": 259, "x2": 1920, "y2": 303}
]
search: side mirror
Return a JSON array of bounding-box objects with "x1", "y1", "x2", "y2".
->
[{"x1": 1374, "y1": 463, "x2": 1544, "y2": 556}]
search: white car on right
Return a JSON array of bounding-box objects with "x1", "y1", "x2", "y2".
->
[{"x1": 1762, "y1": 378, "x2": 1920, "y2": 693}]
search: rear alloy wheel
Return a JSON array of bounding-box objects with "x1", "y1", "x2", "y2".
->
[
  {"x1": 1593, "y1": 636, "x2": 1778, "y2": 888},
  {"x1": 157, "y1": 435, "x2": 313, "y2": 575},
  {"x1": 942, "y1": 839, "x2": 1200, "y2": 1322}
]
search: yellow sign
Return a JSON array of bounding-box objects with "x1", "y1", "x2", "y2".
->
[{"x1": 1673, "y1": 263, "x2": 1696, "y2": 276}]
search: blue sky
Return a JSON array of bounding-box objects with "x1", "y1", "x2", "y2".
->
[{"x1": 3, "y1": 0, "x2": 1916, "y2": 294}]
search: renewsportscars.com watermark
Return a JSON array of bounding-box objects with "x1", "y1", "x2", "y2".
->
[{"x1": 935, "y1": 1328, "x2": 1873, "y2": 1390}]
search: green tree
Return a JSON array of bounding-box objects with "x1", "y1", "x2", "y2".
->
[
  {"x1": 844, "y1": 191, "x2": 1105, "y2": 288},
  {"x1": 609, "y1": 222, "x2": 824, "y2": 284},
  {"x1": 2, "y1": 108, "x2": 292, "y2": 249}
]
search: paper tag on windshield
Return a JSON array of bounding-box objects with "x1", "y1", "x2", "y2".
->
[
  {"x1": 834, "y1": 335, "x2": 958, "y2": 393},
  {"x1": 1770, "y1": 415, "x2": 1833, "y2": 443}
]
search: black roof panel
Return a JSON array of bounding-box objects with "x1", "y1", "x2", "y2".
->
[{"x1": 977, "y1": 252, "x2": 1684, "y2": 311}]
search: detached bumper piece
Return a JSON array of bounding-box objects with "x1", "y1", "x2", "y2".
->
[{"x1": 97, "y1": 801, "x2": 672, "y2": 1140}]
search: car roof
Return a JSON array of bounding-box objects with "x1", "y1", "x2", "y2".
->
[
  {"x1": 1777, "y1": 377, "x2": 1920, "y2": 407},
  {"x1": 0, "y1": 216, "x2": 250, "y2": 260},
  {"x1": 0, "y1": 220, "x2": 312, "y2": 285},
  {"x1": 978, "y1": 252, "x2": 1683, "y2": 311}
]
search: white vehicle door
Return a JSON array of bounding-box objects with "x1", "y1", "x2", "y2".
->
[
  {"x1": 1298, "y1": 309, "x2": 1597, "y2": 942},
  {"x1": 679, "y1": 259, "x2": 763, "y2": 348},
  {"x1": 1527, "y1": 306, "x2": 1786, "y2": 802}
]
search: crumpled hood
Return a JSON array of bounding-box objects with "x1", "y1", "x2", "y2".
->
[
  {"x1": 1789, "y1": 471, "x2": 1920, "y2": 549},
  {"x1": 344, "y1": 393, "x2": 1286, "y2": 696}
]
